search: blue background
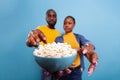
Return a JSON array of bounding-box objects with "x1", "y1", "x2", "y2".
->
[{"x1": 0, "y1": 0, "x2": 120, "y2": 80}]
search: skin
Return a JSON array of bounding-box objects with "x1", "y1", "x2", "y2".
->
[
  {"x1": 81, "y1": 43, "x2": 98, "y2": 76},
  {"x1": 46, "y1": 10, "x2": 57, "y2": 29},
  {"x1": 63, "y1": 17, "x2": 75, "y2": 33}
]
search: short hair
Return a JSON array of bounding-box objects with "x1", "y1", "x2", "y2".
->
[
  {"x1": 64, "y1": 16, "x2": 75, "y2": 24},
  {"x1": 46, "y1": 9, "x2": 57, "y2": 16}
]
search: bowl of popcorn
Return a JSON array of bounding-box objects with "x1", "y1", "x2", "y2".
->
[{"x1": 33, "y1": 42, "x2": 77, "y2": 73}]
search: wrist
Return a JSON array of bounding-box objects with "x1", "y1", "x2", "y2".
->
[
  {"x1": 93, "y1": 62, "x2": 98, "y2": 68},
  {"x1": 89, "y1": 63, "x2": 97, "y2": 71}
]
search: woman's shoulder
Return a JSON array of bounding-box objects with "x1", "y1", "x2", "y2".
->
[
  {"x1": 55, "y1": 35, "x2": 64, "y2": 43},
  {"x1": 74, "y1": 33, "x2": 84, "y2": 37},
  {"x1": 56, "y1": 35, "x2": 63, "y2": 39}
]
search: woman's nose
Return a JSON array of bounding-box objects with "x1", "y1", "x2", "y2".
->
[{"x1": 65, "y1": 24, "x2": 69, "y2": 27}]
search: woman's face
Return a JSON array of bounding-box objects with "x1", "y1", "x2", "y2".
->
[{"x1": 64, "y1": 17, "x2": 75, "y2": 33}]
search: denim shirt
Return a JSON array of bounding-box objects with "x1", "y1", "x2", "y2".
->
[{"x1": 55, "y1": 33, "x2": 90, "y2": 71}]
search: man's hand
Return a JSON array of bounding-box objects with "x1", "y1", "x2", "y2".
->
[{"x1": 26, "y1": 29, "x2": 47, "y2": 47}]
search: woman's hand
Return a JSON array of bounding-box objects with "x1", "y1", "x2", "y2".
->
[
  {"x1": 44, "y1": 68, "x2": 72, "y2": 79},
  {"x1": 54, "y1": 68, "x2": 71, "y2": 79},
  {"x1": 74, "y1": 48, "x2": 82, "y2": 55},
  {"x1": 88, "y1": 63, "x2": 97, "y2": 76}
]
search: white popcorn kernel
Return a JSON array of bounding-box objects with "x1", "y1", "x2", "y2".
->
[{"x1": 33, "y1": 42, "x2": 76, "y2": 58}]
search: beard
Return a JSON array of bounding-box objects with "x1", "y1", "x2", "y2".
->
[{"x1": 47, "y1": 21, "x2": 56, "y2": 29}]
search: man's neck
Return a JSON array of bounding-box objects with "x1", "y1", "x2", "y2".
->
[{"x1": 48, "y1": 25, "x2": 55, "y2": 29}]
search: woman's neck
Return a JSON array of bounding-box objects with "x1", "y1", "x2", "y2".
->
[{"x1": 65, "y1": 31, "x2": 73, "y2": 34}]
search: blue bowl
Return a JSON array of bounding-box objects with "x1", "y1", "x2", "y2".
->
[{"x1": 34, "y1": 53, "x2": 77, "y2": 73}]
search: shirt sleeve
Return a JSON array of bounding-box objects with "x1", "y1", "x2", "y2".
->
[
  {"x1": 55, "y1": 36, "x2": 63, "y2": 43},
  {"x1": 79, "y1": 35, "x2": 90, "y2": 45},
  {"x1": 78, "y1": 34, "x2": 95, "y2": 49}
]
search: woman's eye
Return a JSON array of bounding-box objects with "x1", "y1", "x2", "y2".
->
[{"x1": 64, "y1": 23, "x2": 66, "y2": 25}]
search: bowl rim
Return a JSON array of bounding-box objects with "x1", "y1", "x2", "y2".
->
[{"x1": 33, "y1": 52, "x2": 77, "y2": 59}]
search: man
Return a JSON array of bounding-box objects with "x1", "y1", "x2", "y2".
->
[
  {"x1": 26, "y1": 9, "x2": 67, "y2": 80},
  {"x1": 26, "y1": 9, "x2": 98, "y2": 80},
  {"x1": 26, "y1": 9, "x2": 60, "y2": 47}
]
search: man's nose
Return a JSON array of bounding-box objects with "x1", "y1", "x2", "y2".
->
[{"x1": 50, "y1": 16, "x2": 54, "y2": 20}]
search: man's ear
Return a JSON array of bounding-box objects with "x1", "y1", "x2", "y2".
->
[{"x1": 46, "y1": 17, "x2": 47, "y2": 21}]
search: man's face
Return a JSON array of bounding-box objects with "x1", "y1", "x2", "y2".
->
[{"x1": 46, "y1": 10, "x2": 57, "y2": 27}]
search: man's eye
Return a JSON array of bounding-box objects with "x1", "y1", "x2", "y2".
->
[
  {"x1": 53, "y1": 15, "x2": 56, "y2": 17},
  {"x1": 48, "y1": 14, "x2": 51, "y2": 17}
]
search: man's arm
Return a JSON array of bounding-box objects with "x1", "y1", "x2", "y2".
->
[{"x1": 26, "y1": 29, "x2": 47, "y2": 47}]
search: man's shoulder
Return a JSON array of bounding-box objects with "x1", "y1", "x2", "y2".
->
[
  {"x1": 55, "y1": 29, "x2": 60, "y2": 33},
  {"x1": 37, "y1": 25, "x2": 48, "y2": 29}
]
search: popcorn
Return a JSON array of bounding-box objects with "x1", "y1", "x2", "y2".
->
[{"x1": 34, "y1": 42, "x2": 76, "y2": 58}]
